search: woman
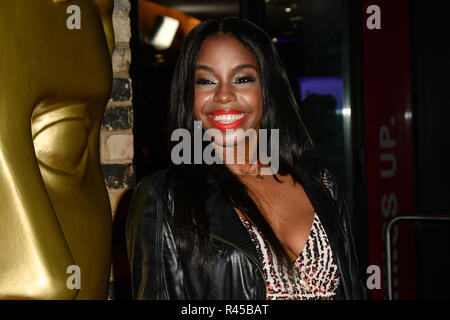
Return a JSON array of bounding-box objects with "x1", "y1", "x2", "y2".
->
[{"x1": 126, "y1": 17, "x2": 366, "y2": 300}]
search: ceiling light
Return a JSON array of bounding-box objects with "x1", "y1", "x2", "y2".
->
[{"x1": 146, "y1": 16, "x2": 180, "y2": 50}]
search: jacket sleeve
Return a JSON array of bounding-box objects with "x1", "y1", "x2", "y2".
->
[
  {"x1": 126, "y1": 177, "x2": 171, "y2": 299},
  {"x1": 326, "y1": 168, "x2": 368, "y2": 300},
  {"x1": 339, "y1": 187, "x2": 368, "y2": 299}
]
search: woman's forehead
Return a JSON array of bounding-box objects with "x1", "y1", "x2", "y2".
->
[{"x1": 196, "y1": 34, "x2": 258, "y2": 67}]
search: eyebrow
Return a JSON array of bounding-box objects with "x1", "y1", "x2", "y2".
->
[{"x1": 196, "y1": 64, "x2": 258, "y2": 72}]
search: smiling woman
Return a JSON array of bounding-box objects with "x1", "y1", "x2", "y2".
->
[{"x1": 126, "y1": 17, "x2": 366, "y2": 300}]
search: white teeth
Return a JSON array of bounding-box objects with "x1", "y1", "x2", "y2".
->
[{"x1": 212, "y1": 113, "x2": 245, "y2": 124}]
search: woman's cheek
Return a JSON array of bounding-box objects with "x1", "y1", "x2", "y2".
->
[
  {"x1": 193, "y1": 93, "x2": 210, "y2": 121},
  {"x1": 243, "y1": 90, "x2": 263, "y2": 114}
]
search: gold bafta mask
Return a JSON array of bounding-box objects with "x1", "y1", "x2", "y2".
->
[{"x1": 0, "y1": 0, "x2": 114, "y2": 299}]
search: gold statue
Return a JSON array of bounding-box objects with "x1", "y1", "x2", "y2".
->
[{"x1": 0, "y1": 0, "x2": 114, "y2": 299}]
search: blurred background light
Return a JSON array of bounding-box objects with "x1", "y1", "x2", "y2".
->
[{"x1": 146, "y1": 16, "x2": 180, "y2": 50}]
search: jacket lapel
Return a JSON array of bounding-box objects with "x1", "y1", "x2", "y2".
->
[
  {"x1": 205, "y1": 176, "x2": 263, "y2": 272},
  {"x1": 294, "y1": 164, "x2": 351, "y2": 299}
]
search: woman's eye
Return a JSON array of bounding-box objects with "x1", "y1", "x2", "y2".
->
[
  {"x1": 195, "y1": 78, "x2": 215, "y2": 85},
  {"x1": 235, "y1": 75, "x2": 256, "y2": 84}
]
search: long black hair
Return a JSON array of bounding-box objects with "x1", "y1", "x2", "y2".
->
[{"x1": 164, "y1": 17, "x2": 313, "y2": 271}]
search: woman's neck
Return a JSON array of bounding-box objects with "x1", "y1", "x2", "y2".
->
[
  {"x1": 226, "y1": 162, "x2": 260, "y2": 175},
  {"x1": 213, "y1": 134, "x2": 259, "y2": 173}
]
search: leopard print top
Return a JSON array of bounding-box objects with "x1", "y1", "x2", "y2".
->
[{"x1": 240, "y1": 212, "x2": 340, "y2": 300}]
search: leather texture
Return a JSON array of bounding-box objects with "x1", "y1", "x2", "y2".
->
[{"x1": 126, "y1": 160, "x2": 367, "y2": 300}]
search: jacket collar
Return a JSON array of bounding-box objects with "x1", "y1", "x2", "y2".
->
[
  {"x1": 204, "y1": 162, "x2": 339, "y2": 242},
  {"x1": 293, "y1": 164, "x2": 343, "y2": 256}
]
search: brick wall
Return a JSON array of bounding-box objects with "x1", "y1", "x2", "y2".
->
[{"x1": 102, "y1": 0, "x2": 134, "y2": 299}]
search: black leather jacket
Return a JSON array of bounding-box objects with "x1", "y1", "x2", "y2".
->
[{"x1": 126, "y1": 161, "x2": 367, "y2": 300}]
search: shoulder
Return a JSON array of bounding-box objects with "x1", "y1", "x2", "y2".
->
[
  {"x1": 296, "y1": 151, "x2": 343, "y2": 201},
  {"x1": 130, "y1": 167, "x2": 176, "y2": 208},
  {"x1": 135, "y1": 168, "x2": 170, "y2": 196},
  {"x1": 126, "y1": 168, "x2": 171, "y2": 234}
]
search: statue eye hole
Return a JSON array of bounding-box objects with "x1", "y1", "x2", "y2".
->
[
  {"x1": 32, "y1": 120, "x2": 90, "y2": 176},
  {"x1": 31, "y1": 102, "x2": 92, "y2": 178}
]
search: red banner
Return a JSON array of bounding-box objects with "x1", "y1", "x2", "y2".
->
[{"x1": 362, "y1": 0, "x2": 416, "y2": 299}]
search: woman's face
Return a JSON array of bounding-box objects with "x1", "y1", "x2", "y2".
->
[{"x1": 193, "y1": 33, "x2": 263, "y2": 147}]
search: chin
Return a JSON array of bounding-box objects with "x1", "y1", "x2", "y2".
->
[{"x1": 211, "y1": 127, "x2": 258, "y2": 151}]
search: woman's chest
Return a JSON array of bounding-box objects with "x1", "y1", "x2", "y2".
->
[{"x1": 245, "y1": 178, "x2": 316, "y2": 258}]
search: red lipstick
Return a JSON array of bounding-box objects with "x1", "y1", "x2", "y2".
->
[{"x1": 208, "y1": 109, "x2": 247, "y2": 130}]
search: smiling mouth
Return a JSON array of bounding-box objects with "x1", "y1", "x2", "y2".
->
[
  {"x1": 207, "y1": 110, "x2": 247, "y2": 129},
  {"x1": 211, "y1": 113, "x2": 246, "y2": 124}
]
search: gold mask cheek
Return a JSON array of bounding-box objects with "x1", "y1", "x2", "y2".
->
[
  {"x1": 0, "y1": 0, "x2": 112, "y2": 299},
  {"x1": 92, "y1": 0, "x2": 115, "y2": 55}
]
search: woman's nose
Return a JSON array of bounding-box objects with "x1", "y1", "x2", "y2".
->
[{"x1": 213, "y1": 83, "x2": 237, "y2": 103}]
